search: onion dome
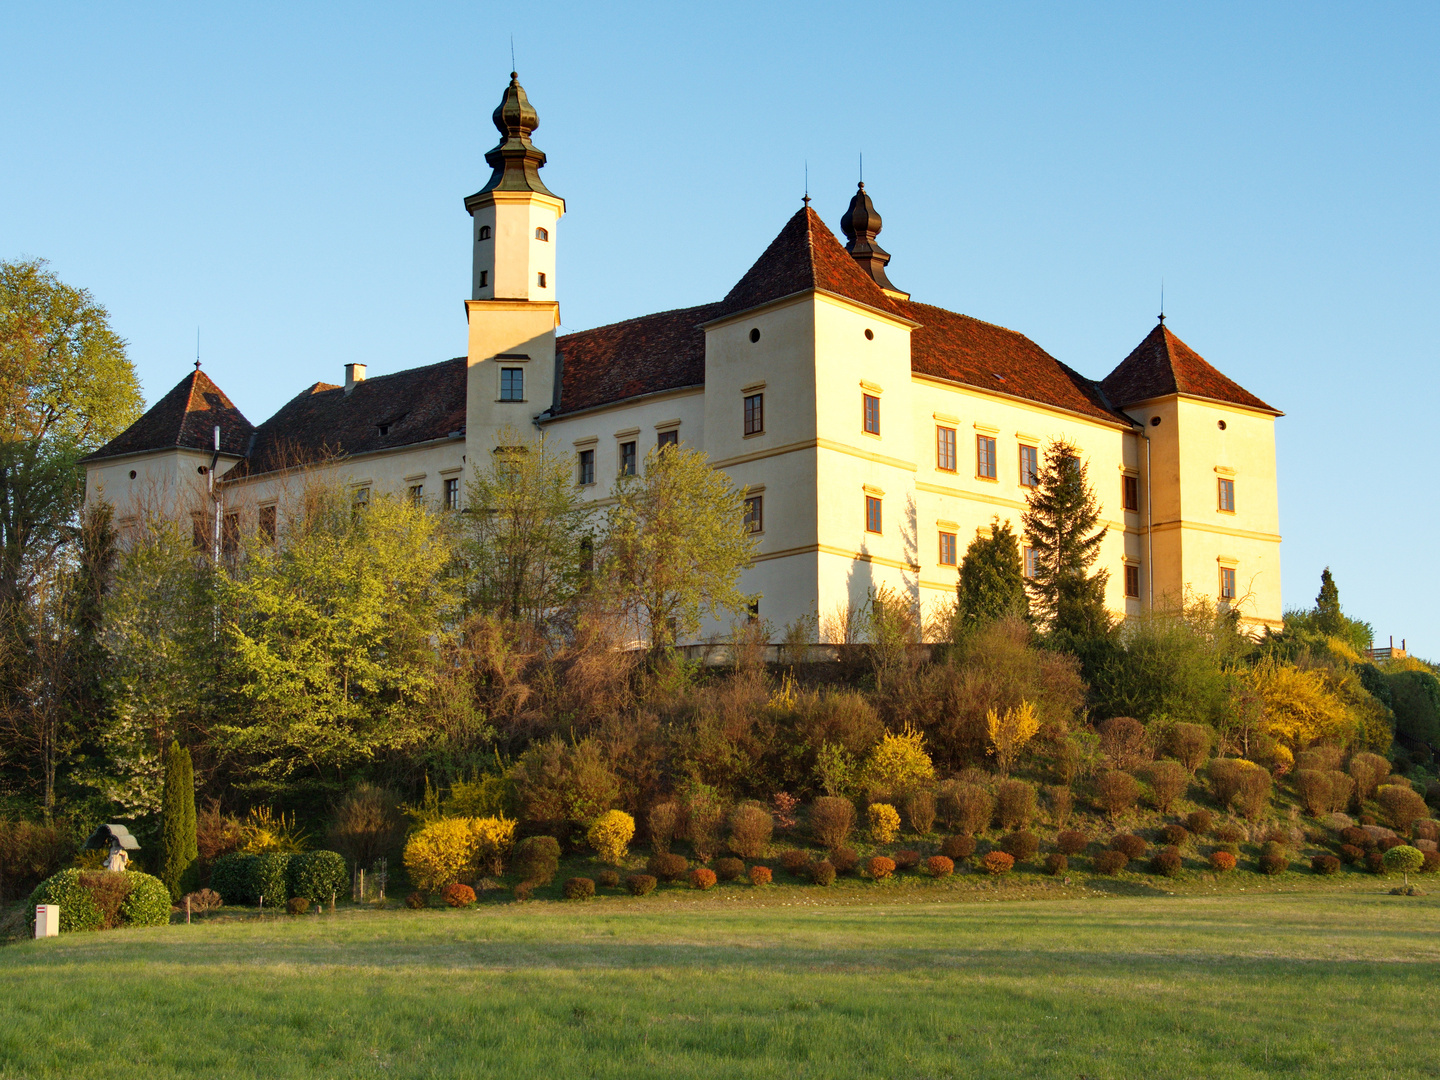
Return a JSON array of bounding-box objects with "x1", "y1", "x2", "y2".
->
[
  {"x1": 839, "y1": 182, "x2": 897, "y2": 292},
  {"x1": 467, "y1": 72, "x2": 558, "y2": 206}
]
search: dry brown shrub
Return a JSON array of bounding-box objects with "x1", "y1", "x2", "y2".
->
[
  {"x1": 727, "y1": 802, "x2": 773, "y2": 858},
  {"x1": 809, "y1": 797, "x2": 856, "y2": 851},
  {"x1": 194, "y1": 802, "x2": 245, "y2": 867},
  {"x1": 1141, "y1": 760, "x2": 1189, "y2": 813},
  {"x1": 1376, "y1": 784, "x2": 1429, "y2": 832},
  {"x1": 937, "y1": 781, "x2": 993, "y2": 835},
  {"x1": 1094, "y1": 770, "x2": 1140, "y2": 819},
  {"x1": 1232, "y1": 767, "x2": 1273, "y2": 820},
  {"x1": 1052, "y1": 739, "x2": 1082, "y2": 784},
  {"x1": 1349, "y1": 753, "x2": 1392, "y2": 807},
  {"x1": 679, "y1": 787, "x2": 727, "y2": 861},
  {"x1": 1326, "y1": 770, "x2": 1355, "y2": 813},
  {"x1": 996, "y1": 779, "x2": 1036, "y2": 830},
  {"x1": 327, "y1": 784, "x2": 403, "y2": 870},
  {"x1": 899, "y1": 789, "x2": 937, "y2": 835},
  {"x1": 1296, "y1": 745, "x2": 1344, "y2": 773},
  {"x1": 1099, "y1": 717, "x2": 1149, "y2": 772},
  {"x1": 1169, "y1": 723, "x2": 1212, "y2": 774},
  {"x1": 648, "y1": 802, "x2": 678, "y2": 855},
  {"x1": 78, "y1": 871, "x2": 133, "y2": 930},
  {"x1": 1293, "y1": 770, "x2": 1333, "y2": 817},
  {"x1": 1045, "y1": 785, "x2": 1073, "y2": 828}
]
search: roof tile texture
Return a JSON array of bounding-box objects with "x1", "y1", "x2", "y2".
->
[
  {"x1": 555, "y1": 302, "x2": 722, "y2": 416},
  {"x1": 1101, "y1": 324, "x2": 1277, "y2": 414},
  {"x1": 85, "y1": 369, "x2": 253, "y2": 461}
]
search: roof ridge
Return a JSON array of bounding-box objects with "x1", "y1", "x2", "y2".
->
[{"x1": 559, "y1": 301, "x2": 722, "y2": 341}]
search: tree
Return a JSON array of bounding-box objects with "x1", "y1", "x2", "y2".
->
[
  {"x1": 1315, "y1": 567, "x2": 1342, "y2": 637},
  {"x1": 1021, "y1": 438, "x2": 1110, "y2": 636},
  {"x1": 601, "y1": 445, "x2": 758, "y2": 653},
  {"x1": 463, "y1": 427, "x2": 593, "y2": 630},
  {"x1": 160, "y1": 741, "x2": 197, "y2": 899},
  {"x1": 956, "y1": 516, "x2": 1028, "y2": 630}
]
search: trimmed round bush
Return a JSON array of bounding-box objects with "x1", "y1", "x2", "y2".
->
[
  {"x1": 441, "y1": 882, "x2": 476, "y2": 907},
  {"x1": 689, "y1": 867, "x2": 717, "y2": 890},
  {"x1": 941, "y1": 834, "x2": 976, "y2": 860},
  {"x1": 1422, "y1": 851, "x2": 1440, "y2": 874},
  {"x1": 714, "y1": 857, "x2": 745, "y2": 882},
  {"x1": 1262, "y1": 827, "x2": 1293, "y2": 848},
  {"x1": 1185, "y1": 810, "x2": 1214, "y2": 836},
  {"x1": 748, "y1": 865, "x2": 772, "y2": 886},
  {"x1": 727, "y1": 802, "x2": 774, "y2": 859},
  {"x1": 1055, "y1": 830, "x2": 1089, "y2": 856},
  {"x1": 287, "y1": 896, "x2": 312, "y2": 915},
  {"x1": 1044, "y1": 853, "x2": 1068, "y2": 876},
  {"x1": 596, "y1": 869, "x2": 620, "y2": 889},
  {"x1": 514, "y1": 836, "x2": 562, "y2": 886},
  {"x1": 1151, "y1": 846, "x2": 1182, "y2": 877},
  {"x1": 868, "y1": 856, "x2": 896, "y2": 880},
  {"x1": 626, "y1": 873, "x2": 658, "y2": 896},
  {"x1": 1340, "y1": 826, "x2": 1373, "y2": 850},
  {"x1": 1093, "y1": 850, "x2": 1128, "y2": 875},
  {"x1": 27, "y1": 869, "x2": 173, "y2": 934},
  {"x1": 405, "y1": 891, "x2": 427, "y2": 909},
  {"x1": 810, "y1": 797, "x2": 857, "y2": 850},
  {"x1": 1311, "y1": 854, "x2": 1340, "y2": 875},
  {"x1": 1377, "y1": 786, "x2": 1429, "y2": 832},
  {"x1": 117, "y1": 872, "x2": 172, "y2": 928},
  {"x1": 1209, "y1": 850, "x2": 1236, "y2": 872},
  {"x1": 1160, "y1": 824, "x2": 1190, "y2": 847},
  {"x1": 1412, "y1": 819, "x2": 1440, "y2": 843},
  {"x1": 1110, "y1": 834, "x2": 1148, "y2": 861},
  {"x1": 1094, "y1": 770, "x2": 1141, "y2": 819},
  {"x1": 831, "y1": 847, "x2": 859, "y2": 874},
  {"x1": 999, "y1": 831, "x2": 1039, "y2": 862},
  {"x1": 563, "y1": 877, "x2": 596, "y2": 900},
  {"x1": 997, "y1": 779, "x2": 1037, "y2": 829},
  {"x1": 779, "y1": 849, "x2": 811, "y2": 875},
  {"x1": 1259, "y1": 841, "x2": 1289, "y2": 875},
  {"x1": 810, "y1": 860, "x2": 836, "y2": 886},
  {"x1": 981, "y1": 851, "x2": 1014, "y2": 876},
  {"x1": 1365, "y1": 851, "x2": 1385, "y2": 874},
  {"x1": 288, "y1": 850, "x2": 347, "y2": 904},
  {"x1": 1383, "y1": 845, "x2": 1425, "y2": 877},
  {"x1": 647, "y1": 853, "x2": 689, "y2": 882},
  {"x1": 1339, "y1": 843, "x2": 1365, "y2": 865},
  {"x1": 926, "y1": 855, "x2": 954, "y2": 878},
  {"x1": 1214, "y1": 841, "x2": 1240, "y2": 856},
  {"x1": 893, "y1": 849, "x2": 921, "y2": 871},
  {"x1": 209, "y1": 853, "x2": 256, "y2": 906},
  {"x1": 211, "y1": 851, "x2": 289, "y2": 906},
  {"x1": 587, "y1": 809, "x2": 636, "y2": 866}
]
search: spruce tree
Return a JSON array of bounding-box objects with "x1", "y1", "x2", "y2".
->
[
  {"x1": 160, "y1": 740, "x2": 196, "y2": 899},
  {"x1": 956, "y1": 517, "x2": 1028, "y2": 629},
  {"x1": 1021, "y1": 438, "x2": 1111, "y2": 637},
  {"x1": 1315, "y1": 567, "x2": 1342, "y2": 637}
]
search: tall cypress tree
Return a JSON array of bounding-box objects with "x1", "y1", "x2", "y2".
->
[
  {"x1": 160, "y1": 740, "x2": 196, "y2": 899},
  {"x1": 956, "y1": 517, "x2": 1028, "y2": 630},
  {"x1": 1315, "y1": 567, "x2": 1342, "y2": 637},
  {"x1": 1021, "y1": 438, "x2": 1111, "y2": 637}
]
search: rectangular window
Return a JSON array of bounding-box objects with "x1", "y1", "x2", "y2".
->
[
  {"x1": 1124, "y1": 564, "x2": 1140, "y2": 598},
  {"x1": 537, "y1": 272, "x2": 547, "y2": 288},
  {"x1": 1123, "y1": 474, "x2": 1139, "y2": 512},
  {"x1": 408, "y1": 484, "x2": 424, "y2": 505},
  {"x1": 658, "y1": 429, "x2": 678, "y2": 449},
  {"x1": 351, "y1": 486, "x2": 370, "y2": 516},
  {"x1": 619, "y1": 441, "x2": 637, "y2": 475},
  {"x1": 222, "y1": 512, "x2": 240, "y2": 557},
  {"x1": 977, "y1": 435, "x2": 997, "y2": 479},
  {"x1": 865, "y1": 496, "x2": 882, "y2": 534},
  {"x1": 191, "y1": 512, "x2": 208, "y2": 552},
  {"x1": 578, "y1": 449, "x2": 595, "y2": 485},
  {"x1": 258, "y1": 504, "x2": 277, "y2": 545},
  {"x1": 1022, "y1": 545, "x2": 1037, "y2": 580},
  {"x1": 744, "y1": 393, "x2": 764, "y2": 436},
  {"x1": 444, "y1": 477, "x2": 460, "y2": 510},
  {"x1": 863, "y1": 393, "x2": 880, "y2": 435},
  {"x1": 1218, "y1": 478, "x2": 1235, "y2": 512},
  {"x1": 500, "y1": 367, "x2": 524, "y2": 401},
  {"x1": 743, "y1": 495, "x2": 763, "y2": 533},
  {"x1": 1220, "y1": 566, "x2": 1237, "y2": 600},
  {"x1": 1019, "y1": 444, "x2": 1039, "y2": 487},
  {"x1": 938, "y1": 531, "x2": 958, "y2": 566},
  {"x1": 936, "y1": 426, "x2": 957, "y2": 471},
  {"x1": 478, "y1": 270, "x2": 488, "y2": 288}
]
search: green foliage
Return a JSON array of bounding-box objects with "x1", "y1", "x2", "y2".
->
[
  {"x1": 1021, "y1": 438, "x2": 1111, "y2": 636},
  {"x1": 955, "y1": 517, "x2": 1028, "y2": 629},
  {"x1": 287, "y1": 851, "x2": 347, "y2": 903},
  {"x1": 1387, "y1": 670, "x2": 1440, "y2": 746},
  {"x1": 1382, "y1": 844, "x2": 1424, "y2": 876},
  {"x1": 209, "y1": 851, "x2": 290, "y2": 905},
  {"x1": 1315, "y1": 568, "x2": 1343, "y2": 638},
  {"x1": 117, "y1": 871, "x2": 172, "y2": 927},
  {"x1": 26, "y1": 868, "x2": 102, "y2": 932},
  {"x1": 160, "y1": 741, "x2": 197, "y2": 900},
  {"x1": 511, "y1": 736, "x2": 619, "y2": 835},
  {"x1": 514, "y1": 835, "x2": 561, "y2": 885}
]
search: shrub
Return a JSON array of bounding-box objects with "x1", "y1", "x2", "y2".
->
[
  {"x1": 513, "y1": 881, "x2": 535, "y2": 901},
  {"x1": 941, "y1": 834, "x2": 976, "y2": 859},
  {"x1": 648, "y1": 802, "x2": 678, "y2": 854},
  {"x1": 286, "y1": 895, "x2": 312, "y2": 915},
  {"x1": 1259, "y1": 841, "x2": 1289, "y2": 875},
  {"x1": 1349, "y1": 752, "x2": 1391, "y2": 805},
  {"x1": 714, "y1": 857, "x2": 745, "y2": 881},
  {"x1": 563, "y1": 877, "x2": 596, "y2": 900},
  {"x1": 1312, "y1": 854, "x2": 1340, "y2": 875},
  {"x1": 252, "y1": 852, "x2": 291, "y2": 904},
  {"x1": 893, "y1": 849, "x2": 921, "y2": 871},
  {"x1": 679, "y1": 786, "x2": 726, "y2": 861},
  {"x1": 1093, "y1": 850, "x2": 1128, "y2": 875},
  {"x1": 727, "y1": 803, "x2": 773, "y2": 858},
  {"x1": 1185, "y1": 810, "x2": 1214, "y2": 836},
  {"x1": 926, "y1": 855, "x2": 954, "y2": 878},
  {"x1": 779, "y1": 849, "x2": 810, "y2": 875},
  {"x1": 209, "y1": 853, "x2": 254, "y2": 906},
  {"x1": 1214, "y1": 841, "x2": 1240, "y2": 856},
  {"x1": 1110, "y1": 834, "x2": 1148, "y2": 861},
  {"x1": 1151, "y1": 846, "x2": 1182, "y2": 877},
  {"x1": 1045, "y1": 785, "x2": 1074, "y2": 828},
  {"x1": 1209, "y1": 850, "x2": 1236, "y2": 872},
  {"x1": 1044, "y1": 853, "x2": 1068, "y2": 876},
  {"x1": 996, "y1": 780, "x2": 1037, "y2": 829},
  {"x1": 587, "y1": 810, "x2": 636, "y2": 865},
  {"x1": 867, "y1": 803, "x2": 901, "y2": 844},
  {"x1": 1414, "y1": 819, "x2": 1440, "y2": 844},
  {"x1": 405, "y1": 891, "x2": 427, "y2": 909},
  {"x1": 831, "y1": 847, "x2": 859, "y2": 874},
  {"x1": 626, "y1": 873, "x2": 658, "y2": 896},
  {"x1": 109, "y1": 872, "x2": 169, "y2": 929},
  {"x1": 439, "y1": 882, "x2": 475, "y2": 907},
  {"x1": 1339, "y1": 844, "x2": 1366, "y2": 865},
  {"x1": 287, "y1": 851, "x2": 347, "y2": 904},
  {"x1": 1056, "y1": 830, "x2": 1089, "y2": 856},
  {"x1": 1293, "y1": 770, "x2": 1333, "y2": 817},
  {"x1": 1377, "y1": 785, "x2": 1429, "y2": 832},
  {"x1": 1170, "y1": 722, "x2": 1212, "y2": 773},
  {"x1": 596, "y1": 869, "x2": 620, "y2": 889},
  {"x1": 404, "y1": 817, "x2": 515, "y2": 890},
  {"x1": 1327, "y1": 771, "x2": 1356, "y2": 813},
  {"x1": 900, "y1": 789, "x2": 937, "y2": 835},
  {"x1": 514, "y1": 836, "x2": 562, "y2": 885},
  {"x1": 1099, "y1": 716, "x2": 1149, "y2": 770},
  {"x1": 1262, "y1": 827, "x2": 1293, "y2": 848},
  {"x1": 1208, "y1": 759, "x2": 1272, "y2": 818},
  {"x1": 999, "y1": 831, "x2": 1039, "y2": 861},
  {"x1": 809, "y1": 860, "x2": 836, "y2": 886},
  {"x1": 326, "y1": 783, "x2": 404, "y2": 872},
  {"x1": 810, "y1": 797, "x2": 857, "y2": 850},
  {"x1": 181, "y1": 888, "x2": 223, "y2": 913},
  {"x1": 1423, "y1": 851, "x2": 1440, "y2": 875},
  {"x1": 1214, "y1": 823, "x2": 1246, "y2": 844},
  {"x1": 938, "y1": 782, "x2": 993, "y2": 835},
  {"x1": 1094, "y1": 770, "x2": 1140, "y2": 819},
  {"x1": 689, "y1": 868, "x2": 717, "y2": 890},
  {"x1": 981, "y1": 851, "x2": 1014, "y2": 875},
  {"x1": 861, "y1": 724, "x2": 936, "y2": 799},
  {"x1": 1160, "y1": 823, "x2": 1190, "y2": 847},
  {"x1": 1365, "y1": 851, "x2": 1385, "y2": 874},
  {"x1": 748, "y1": 865, "x2": 772, "y2": 886},
  {"x1": 1143, "y1": 761, "x2": 1189, "y2": 813},
  {"x1": 647, "y1": 853, "x2": 689, "y2": 882},
  {"x1": 868, "y1": 856, "x2": 896, "y2": 880},
  {"x1": 211, "y1": 851, "x2": 290, "y2": 906}
]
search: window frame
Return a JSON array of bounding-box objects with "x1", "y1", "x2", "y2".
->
[
  {"x1": 976, "y1": 435, "x2": 997, "y2": 479},
  {"x1": 537, "y1": 271, "x2": 547, "y2": 288},
  {"x1": 1022, "y1": 544, "x2": 1037, "y2": 580},
  {"x1": 938, "y1": 531, "x2": 958, "y2": 566},
  {"x1": 535, "y1": 227, "x2": 549, "y2": 241},
  {"x1": 1218, "y1": 478, "x2": 1236, "y2": 513},
  {"x1": 578, "y1": 448, "x2": 595, "y2": 486},
  {"x1": 743, "y1": 393, "x2": 764, "y2": 436},
  {"x1": 1219, "y1": 566, "x2": 1237, "y2": 600},
  {"x1": 1124, "y1": 564, "x2": 1140, "y2": 598},
  {"x1": 936, "y1": 426, "x2": 957, "y2": 472},
  {"x1": 1019, "y1": 444, "x2": 1039, "y2": 488},
  {"x1": 1122, "y1": 474, "x2": 1140, "y2": 512},
  {"x1": 408, "y1": 483, "x2": 424, "y2": 506},
  {"x1": 258, "y1": 503, "x2": 278, "y2": 545},
  {"x1": 619, "y1": 440, "x2": 638, "y2": 476},
  {"x1": 743, "y1": 495, "x2": 763, "y2": 534},
  {"x1": 478, "y1": 225, "x2": 491, "y2": 241},
  {"x1": 657, "y1": 429, "x2": 679, "y2": 450},
  {"x1": 865, "y1": 495, "x2": 882, "y2": 534},
  {"x1": 499, "y1": 366, "x2": 524, "y2": 401},
  {"x1": 862, "y1": 393, "x2": 881, "y2": 436},
  {"x1": 444, "y1": 477, "x2": 460, "y2": 510},
  {"x1": 478, "y1": 270, "x2": 488, "y2": 287}
]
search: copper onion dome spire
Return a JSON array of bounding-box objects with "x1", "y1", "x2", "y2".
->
[
  {"x1": 470, "y1": 72, "x2": 557, "y2": 201},
  {"x1": 840, "y1": 181, "x2": 896, "y2": 291}
]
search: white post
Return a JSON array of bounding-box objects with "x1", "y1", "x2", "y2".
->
[{"x1": 34, "y1": 905, "x2": 59, "y2": 938}]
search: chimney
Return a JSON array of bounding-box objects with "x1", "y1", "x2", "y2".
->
[{"x1": 345, "y1": 363, "x2": 366, "y2": 392}]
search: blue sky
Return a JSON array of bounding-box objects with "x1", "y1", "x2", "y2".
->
[{"x1": 5, "y1": 2, "x2": 1437, "y2": 652}]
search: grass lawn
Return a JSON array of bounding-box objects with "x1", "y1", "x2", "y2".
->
[{"x1": 2, "y1": 884, "x2": 1438, "y2": 1079}]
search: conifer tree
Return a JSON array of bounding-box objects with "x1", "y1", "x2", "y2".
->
[
  {"x1": 956, "y1": 517, "x2": 1028, "y2": 630},
  {"x1": 1315, "y1": 567, "x2": 1342, "y2": 637},
  {"x1": 160, "y1": 740, "x2": 196, "y2": 899},
  {"x1": 1021, "y1": 438, "x2": 1111, "y2": 637}
]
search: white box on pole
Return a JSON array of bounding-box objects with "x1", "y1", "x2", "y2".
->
[{"x1": 34, "y1": 905, "x2": 59, "y2": 938}]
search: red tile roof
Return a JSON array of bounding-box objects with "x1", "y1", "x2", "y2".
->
[
  {"x1": 1101, "y1": 324, "x2": 1279, "y2": 414},
  {"x1": 83, "y1": 369, "x2": 254, "y2": 461},
  {"x1": 223, "y1": 357, "x2": 467, "y2": 481}
]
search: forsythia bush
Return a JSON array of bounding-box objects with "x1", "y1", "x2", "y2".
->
[
  {"x1": 868, "y1": 803, "x2": 901, "y2": 843},
  {"x1": 586, "y1": 810, "x2": 636, "y2": 865},
  {"x1": 470, "y1": 816, "x2": 518, "y2": 876},
  {"x1": 403, "y1": 816, "x2": 517, "y2": 890},
  {"x1": 862, "y1": 725, "x2": 935, "y2": 797}
]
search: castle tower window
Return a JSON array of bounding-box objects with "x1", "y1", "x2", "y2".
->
[
  {"x1": 1218, "y1": 478, "x2": 1236, "y2": 513},
  {"x1": 500, "y1": 367, "x2": 524, "y2": 401},
  {"x1": 478, "y1": 226, "x2": 491, "y2": 240},
  {"x1": 535, "y1": 227, "x2": 548, "y2": 241},
  {"x1": 537, "y1": 272, "x2": 547, "y2": 288},
  {"x1": 1122, "y1": 475, "x2": 1139, "y2": 511},
  {"x1": 479, "y1": 271, "x2": 488, "y2": 287},
  {"x1": 1219, "y1": 566, "x2": 1237, "y2": 600},
  {"x1": 744, "y1": 393, "x2": 764, "y2": 436},
  {"x1": 863, "y1": 394, "x2": 880, "y2": 435},
  {"x1": 743, "y1": 495, "x2": 763, "y2": 533}
]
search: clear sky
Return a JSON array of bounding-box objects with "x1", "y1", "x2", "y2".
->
[{"x1": 4, "y1": 2, "x2": 1437, "y2": 652}]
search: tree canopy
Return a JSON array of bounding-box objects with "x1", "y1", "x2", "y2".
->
[
  {"x1": 1021, "y1": 438, "x2": 1110, "y2": 637},
  {"x1": 955, "y1": 516, "x2": 1028, "y2": 631}
]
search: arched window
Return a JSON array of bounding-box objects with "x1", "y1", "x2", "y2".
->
[
  {"x1": 478, "y1": 226, "x2": 491, "y2": 240},
  {"x1": 535, "y1": 227, "x2": 549, "y2": 241}
]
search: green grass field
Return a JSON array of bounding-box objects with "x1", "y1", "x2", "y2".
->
[{"x1": 2, "y1": 884, "x2": 1438, "y2": 1079}]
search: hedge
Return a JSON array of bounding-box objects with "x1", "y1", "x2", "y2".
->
[
  {"x1": 288, "y1": 851, "x2": 347, "y2": 904},
  {"x1": 26, "y1": 869, "x2": 171, "y2": 933},
  {"x1": 211, "y1": 851, "x2": 294, "y2": 905}
]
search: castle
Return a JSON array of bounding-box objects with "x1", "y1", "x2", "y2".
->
[{"x1": 83, "y1": 73, "x2": 1284, "y2": 638}]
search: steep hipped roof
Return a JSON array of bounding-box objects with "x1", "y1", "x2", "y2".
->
[
  {"x1": 223, "y1": 357, "x2": 467, "y2": 481},
  {"x1": 83, "y1": 368, "x2": 254, "y2": 462},
  {"x1": 554, "y1": 302, "x2": 723, "y2": 416},
  {"x1": 1101, "y1": 323, "x2": 1279, "y2": 414}
]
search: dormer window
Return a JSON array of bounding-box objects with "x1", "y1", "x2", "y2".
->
[
  {"x1": 535, "y1": 227, "x2": 549, "y2": 241},
  {"x1": 478, "y1": 226, "x2": 491, "y2": 240},
  {"x1": 378, "y1": 424, "x2": 389, "y2": 437}
]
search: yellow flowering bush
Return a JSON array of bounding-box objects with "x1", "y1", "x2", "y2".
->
[
  {"x1": 469, "y1": 816, "x2": 517, "y2": 876},
  {"x1": 403, "y1": 816, "x2": 517, "y2": 889},
  {"x1": 862, "y1": 725, "x2": 935, "y2": 798},
  {"x1": 868, "y1": 802, "x2": 900, "y2": 844},
  {"x1": 587, "y1": 810, "x2": 635, "y2": 865}
]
